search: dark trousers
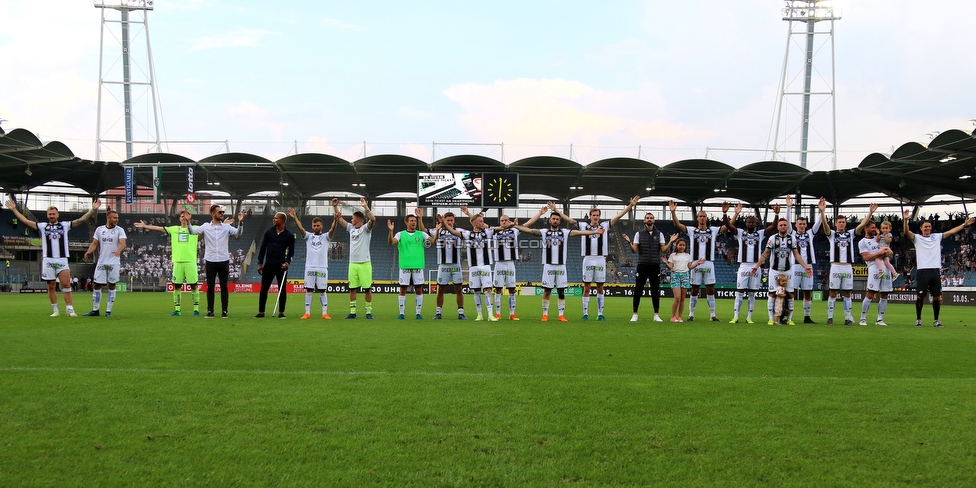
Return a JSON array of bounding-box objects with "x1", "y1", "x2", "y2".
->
[
  {"x1": 259, "y1": 262, "x2": 288, "y2": 313},
  {"x1": 633, "y1": 264, "x2": 661, "y2": 313},
  {"x1": 205, "y1": 260, "x2": 230, "y2": 313}
]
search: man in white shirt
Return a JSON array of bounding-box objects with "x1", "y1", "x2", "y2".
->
[
  {"x1": 333, "y1": 198, "x2": 375, "y2": 319},
  {"x1": 5, "y1": 198, "x2": 100, "y2": 317},
  {"x1": 288, "y1": 208, "x2": 338, "y2": 320},
  {"x1": 83, "y1": 209, "x2": 127, "y2": 317},
  {"x1": 903, "y1": 210, "x2": 974, "y2": 327},
  {"x1": 858, "y1": 219, "x2": 894, "y2": 326},
  {"x1": 189, "y1": 204, "x2": 244, "y2": 318}
]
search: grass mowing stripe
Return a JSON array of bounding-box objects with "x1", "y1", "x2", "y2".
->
[{"x1": 3, "y1": 366, "x2": 976, "y2": 382}]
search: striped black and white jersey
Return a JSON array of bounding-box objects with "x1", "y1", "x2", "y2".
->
[
  {"x1": 689, "y1": 226, "x2": 721, "y2": 261},
  {"x1": 735, "y1": 228, "x2": 765, "y2": 264},
  {"x1": 542, "y1": 228, "x2": 571, "y2": 265},
  {"x1": 579, "y1": 221, "x2": 610, "y2": 256},
  {"x1": 466, "y1": 228, "x2": 494, "y2": 267},
  {"x1": 826, "y1": 229, "x2": 857, "y2": 264},
  {"x1": 430, "y1": 228, "x2": 466, "y2": 264},
  {"x1": 492, "y1": 228, "x2": 519, "y2": 262},
  {"x1": 37, "y1": 221, "x2": 72, "y2": 259},
  {"x1": 765, "y1": 233, "x2": 796, "y2": 272}
]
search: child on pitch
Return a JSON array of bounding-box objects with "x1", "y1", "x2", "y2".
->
[
  {"x1": 666, "y1": 237, "x2": 705, "y2": 322},
  {"x1": 772, "y1": 273, "x2": 790, "y2": 325},
  {"x1": 873, "y1": 221, "x2": 900, "y2": 280}
]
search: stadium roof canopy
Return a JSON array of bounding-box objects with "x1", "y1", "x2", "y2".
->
[{"x1": 2, "y1": 125, "x2": 975, "y2": 206}]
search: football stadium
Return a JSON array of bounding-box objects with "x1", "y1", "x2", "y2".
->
[{"x1": 3, "y1": 1, "x2": 976, "y2": 486}]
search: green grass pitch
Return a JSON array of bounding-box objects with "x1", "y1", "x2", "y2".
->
[{"x1": 2, "y1": 291, "x2": 975, "y2": 486}]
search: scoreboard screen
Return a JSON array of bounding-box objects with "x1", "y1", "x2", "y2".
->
[{"x1": 418, "y1": 172, "x2": 518, "y2": 208}]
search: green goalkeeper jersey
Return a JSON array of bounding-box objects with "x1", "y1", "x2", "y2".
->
[
  {"x1": 165, "y1": 225, "x2": 199, "y2": 263},
  {"x1": 395, "y1": 230, "x2": 426, "y2": 269}
]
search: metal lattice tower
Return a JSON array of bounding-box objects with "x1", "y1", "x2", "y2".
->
[
  {"x1": 771, "y1": 1, "x2": 841, "y2": 170},
  {"x1": 95, "y1": 0, "x2": 163, "y2": 161}
]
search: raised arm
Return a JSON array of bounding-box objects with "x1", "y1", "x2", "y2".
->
[
  {"x1": 763, "y1": 203, "x2": 780, "y2": 235},
  {"x1": 548, "y1": 201, "x2": 576, "y2": 226},
  {"x1": 609, "y1": 196, "x2": 640, "y2": 226},
  {"x1": 818, "y1": 198, "x2": 832, "y2": 234},
  {"x1": 71, "y1": 199, "x2": 101, "y2": 228},
  {"x1": 669, "y1": 200, "x2": 688, "y2": 234},
  {"x1": 233, "y1": 211, "x2": 244, "y2": 237},
  {"x1": 361, "y1": 198, "x2": 375, "y2": 229},
  {"x1": 942, "y1": 216, "x2": 975, "y2": 239},
  {"x1": 327, "y1": 211, "x2": 339, "y2": 240},
  {"x1": 4, "y1": 200, "x2": 38, "y2": 230},
  {"x1": 621, "y1": 232, "x2": 638, "y2": 253},
  {"x1": 521, "y1": 205, "x2": 549, "y2": 228},
  {"x1": 718, "y1": 202, "x2": 735, "y2": 234},
  {"x1": 332, "y1": 200, "x2": 350, "y2": 229},
  {"x1": 133, "y1": 220, "x2": 166, "y2": 233},
  {"x1": 387, "y1": 219, "x2": 397, "y2": 245},
  {"x1": 511, "y1": 218, "x2": 541, "y2": 237},
  {"x1": 414, "y1": 208, "x2": 428, "y2": 234},
  {"x1": 437, "y1": 214, "x2": 464, "y2": 238},
  {"x1": 855, "y1": 203, "x2": 879, "y2": 236},
  {"x1": 287, "y1": 208, "x2": 307, "y2": 238},
  {"x1": 568, "y1": 226, "x2": 605, "y2": 238},
  {"x1": 723, "y1": 203, "x2": 739, "y2": 234},
  {"x1": 902, "y1": 209, "x2": 915, "y2": 241}
]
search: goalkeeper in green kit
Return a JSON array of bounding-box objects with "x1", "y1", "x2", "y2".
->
[{"x1": 135, "y1": 210, "x2": 201, "y2": 316}]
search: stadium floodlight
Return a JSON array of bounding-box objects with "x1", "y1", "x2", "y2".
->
[{"x1": 94, "y1": 0, "x2": 153, "y2": 10}]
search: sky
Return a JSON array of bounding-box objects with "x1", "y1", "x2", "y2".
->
[{"x1": 1, "y1": 0, "x2": 975, "y2": 171}]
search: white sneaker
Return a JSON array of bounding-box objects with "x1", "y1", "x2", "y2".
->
[
  {"x1": 858, "y1": 318, "x2": 868, "y2": 326},
  {"x1": 630, "y1": 314, "x2": 639, "y2": 322},
  {"x1": 652, "y1": 315, "x2": 663, "y2": 322},
  {"x1": 474, "y1": 314, "x2": 483, "y2": 322},
  {"x1": 875, "y1": 320, "x2": 888, "y2": 326},
  {"x1": 67, "y1": 311, "x2": 78, "y2": 317},
  {"x1": 50, "y1": 310, "x2": 60, "y2": 317}
]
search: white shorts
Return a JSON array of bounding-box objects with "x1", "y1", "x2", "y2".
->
[
  {"x1": 736, "y1": 263, "x2": 761, "y2": 291},
  {"x1": 581, "y1": 255, "x2": 607, "y2": 283},
  {"x1": 690, "y1": 260, "x2": 716, "y2": 286},
  {"x1": 866, "y1": 266, "x2": 893, "y2": 293},
  {"x1": 93, "y1": 262, "x2": 120, "y2": 285},
  {"x1": 768, "y1": 269, "x2": 794, "y2": 293},
  {"x1": 42, "y1": 258, "x2": 70, "y2": 281},
  {"x1": 493, "y1": 260, "x2": 517, "y2": 288},
  {"x1": 791, "y1": 263, "x2": 814, "y2": 291},
  {"x1": 828, "y1": 263, "x2": 854, "y2": 291},
  {"x1": 542, "y1": 264, "x2": 568, "y2": 290},
  {"x1": 469, "y1": 265, "x2": 492, "y2": 289},
  {"x1": 436, "y1": 263, "x2": 463, "y2": 285},
  {"x1": 399, "y1": 268, "x2": 424, "y2": 287},
  {"x1": 304, "y1": 267, "x2": 328, "y2": 291}
]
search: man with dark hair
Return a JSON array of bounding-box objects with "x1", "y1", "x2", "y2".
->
[
  {"x1": 622, "y1": 211, "x2": 673, "y2": 322},
  {"x1": 135, "y1": 209, "x2": 201, "y2": 316},
  {"x1": 858, "y1": 218, "x2": 894, "y2": 326},
  {"x1": 83, "y1": 209, "x2": 127, "y2": 317},
  {"x1": 512, "y1": 203, "x2": 604, "y2": 322},
  {"x1": 669, "y1": 200, "x2": 734, "y2": 321},
  {"x1": 333, "y1": 197, "x2": 375, "y2": 319},
  {"x1": 783, "y1": 195, "x2": 822, "y2": 323},
  {"x1": 724, "y1": 202, "x2": 778, "y2": 324},
  {"x1": 550, "y1": 196, "x2": 638, "y2": 321},
  {"x1": 189, "y1": 204, "x2": 244, "y2": 318},
  {"x1": 903, "y1": 210, "x2": 974, "y2": 327},
  {"x1": 255, "y1": 212, "x2": 295, "y2": 318},
  {"x1": 430, "y1": 211, "x2": 468, "y2": 320},
  {"x1": 388, "y1": 209, "x2": 434, "y2": 320},
  {"x1": 5, "y1": 198, "x2": 100, "y2": 317},
  {"x1": 288, "y1": 208, "x2": 338, "y2": 320}
]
